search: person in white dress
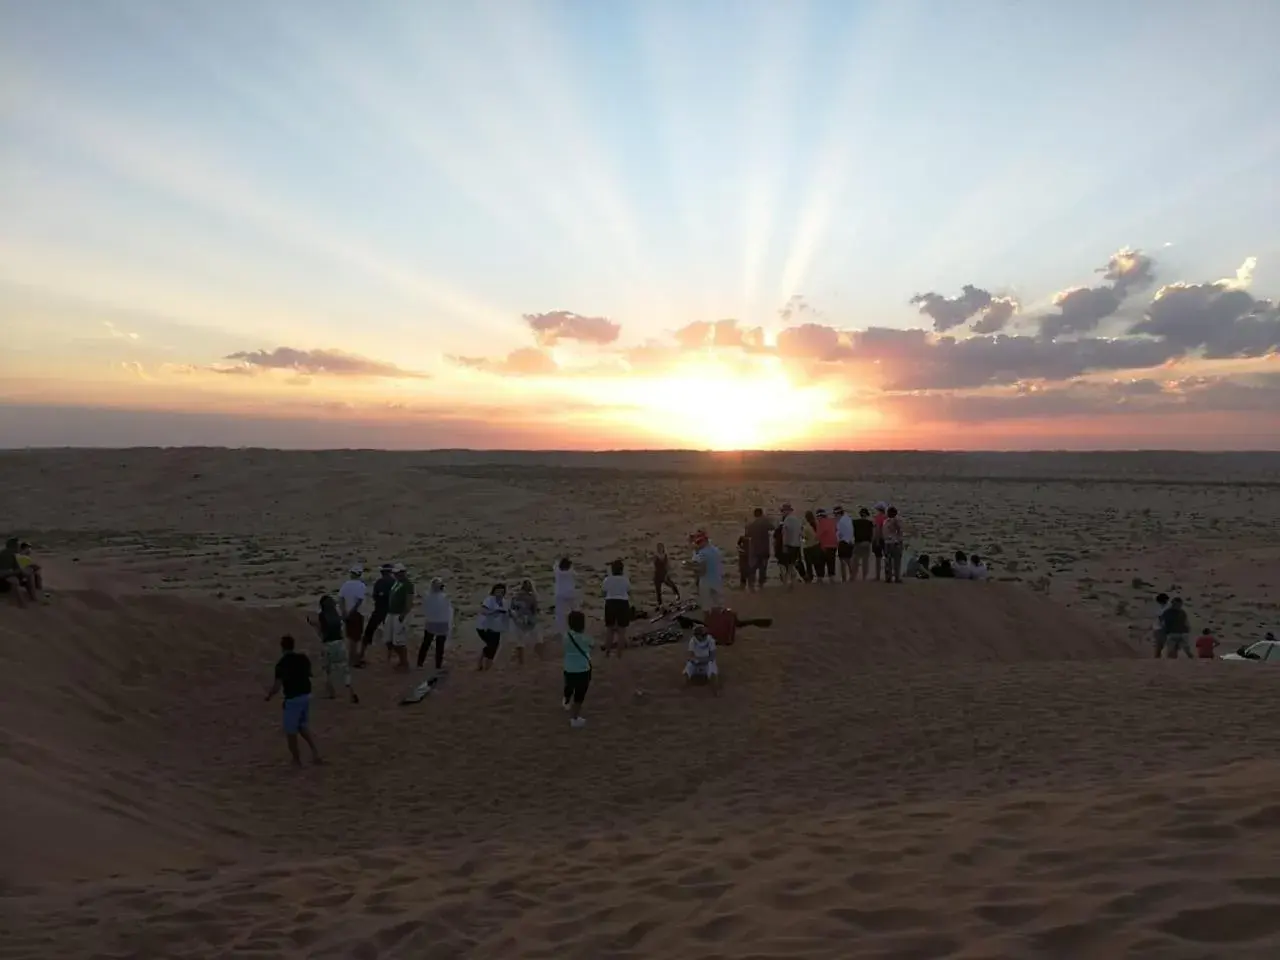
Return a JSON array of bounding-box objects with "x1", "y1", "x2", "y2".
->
[{"x1": 552, "y1": 557, "x2": 577, "y2": 636}]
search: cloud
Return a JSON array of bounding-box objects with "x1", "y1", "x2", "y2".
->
[
  {"x1": 523, "y1": 310, "x2": 620, "y2": 346},
  {"x1": 672, "y1": 319, "x2": 765, "y2": 350},
  {"x1": 910, "y1": 285, "x2": 1019, "y2": 334},
  {"x1": 1039, "y1": 248, "x2": 1156, "y2": 339},
  {"x1": 223, "y1": 347, "x2": 428, "y2": 379},
  {"x1": 450, "y1": 347, "x2": 559, "y2": 376},
  {"x1": 1131, "y1": 272, "x2": 1280, "y2": 359},
  {"x1": 119, "y1": 360, "x2": 150, "y2": 381}
]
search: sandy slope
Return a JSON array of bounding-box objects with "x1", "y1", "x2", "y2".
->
[{"x1": 6, "y1": 579, "x2": 1280, "y2": 959}]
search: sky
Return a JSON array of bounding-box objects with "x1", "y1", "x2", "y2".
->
[{"x1": 2, "y1": 0, "x2": 1279, "y2": 451}]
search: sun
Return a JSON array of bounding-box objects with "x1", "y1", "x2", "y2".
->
[{"x1": 604, "y1": 356, "x2": 838, "y2": 450}]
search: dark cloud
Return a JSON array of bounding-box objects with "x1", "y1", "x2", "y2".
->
[
  {"x1": 673, "y1": 319, "x2": 765, "y2": 350},
  {"x1": 1040, "y1": 247, "x2": 1156, "y2": 339},
  {"x1": 776, "y1": 323, "x2": 853, "y2": 361},
  {"x1": 450, "y1": 347, "x2": 558, "y2": 376},
  {"x1": 523, "y1": 310, "x2": 620, "y2": 346},
  {"x1": 971, "y1": 298, "x2": 1018, "y2": 334},
  {"x1": 910, "y1": 285, "x2": 1019, "y2": 334},
  {"x1": 223, "y1": 347, "x2": 428, "y2": 379},
  {"x1": 1131, "y1": 271, "x2": 1280, "y2": 359}
]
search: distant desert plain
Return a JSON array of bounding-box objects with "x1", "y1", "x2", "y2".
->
[{"x1": 3, "y1": 448, "x2": 1280, "y2": 960}]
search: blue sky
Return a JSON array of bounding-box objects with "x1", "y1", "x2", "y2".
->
[{"x1": 2, "y1": 0, "x2": 1279, "y2": 449}]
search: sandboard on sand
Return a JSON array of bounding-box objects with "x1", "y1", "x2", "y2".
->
[{"x1": 399, "y1": 675, "x2": 443, "y2": 705}]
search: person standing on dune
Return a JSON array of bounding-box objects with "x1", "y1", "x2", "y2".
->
[
  {"x1": 871, "y1": 503, "x2": 888, "y2": 581},
  {"x1": 509, "y1": 578, "x2": 540, "y2": 665},
  {"x1": 311, "y1": 595, "x2": 359, "y2": 704},
  {"x1": 834, "y1": 506, "x2": 855, "y2": 582},
  {"x1": 265, "y1": 635, "x2": 323, "y2": 766},
  {"x1": 652, "y1": 543, "x2": 681, "y2": 605},
  {"x1": 553, "y1": 557, "x2": 577, "y2": 637},
  {"x1": 386, "y1": 564, "x2": 414, "y2": 672},
  {"x1": 882, "y1": 506, "x2": 905, "y2": 584},
  {"x1": 690, "y1": 529, "x2": 724, "y2": 610},
  {"x1": 338, "y1": 565, "x2": 367, "y2": 667},
  {"x1": 419, "y1": 577, "x2": 454, "y2": 670},
  {"x1": 362, "y1": 563, "x2": 394, "y2": 660},
  {"x1": 745, "y1": 508, "x2": 772, "y2": 592},
  {"x1": 779, "y1": 504, "x2": 803, "y2": 589}
]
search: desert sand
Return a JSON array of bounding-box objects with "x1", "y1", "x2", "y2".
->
[{"x1": 3, "y1": 448, "x2": 1280, "y2": 959}]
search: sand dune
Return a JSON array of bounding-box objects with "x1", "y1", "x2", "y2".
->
[
  {"x1": 4, "y1": 449, "x2": 1280, "y2": 958},
  {"x1": 5, "y1": 577, "x2": 1280, "y2": 958}
]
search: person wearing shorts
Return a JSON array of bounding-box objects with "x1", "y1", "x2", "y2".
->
[
  {"x1": 311, "y1": 595, "x2": 359, "y2": 703},
  {"x1": 683, "y1": 625, "x2": 720, "y2": 693},
  {"x1": 386, "y1": 564, "x2": 414, "y2": 671},
  {"x1": 475, "y1": 583, "x2": 509, "y2": 671},
  {"x1": 562, "y1": 610, "x2": 593, "y2": 728},
  {"x1": 509, "y1": 579, "x2": 540, "y2": 665},
  {"x1": 602, "y1": 560, "x2": 631, "y2": 657},
  {"x1": 419, "y1": 577, "x2": 453, "y2": 670},
  {"x1": 1160, "y1": 597, "x2": 1192, "y2": 659},
  {"x1": 337, "y1": 565, "x2": 366, "y2": 666},
  {"x1": 265, "y1": 635, "x2": 322, "y2": 766}
]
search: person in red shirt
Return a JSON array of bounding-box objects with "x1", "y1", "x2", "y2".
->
[
  {"x1": 814, "y1": 508, "x2": 838, "y2": 583},
  {"x1": 1195, "y1": 628, "x2": 1220, "y2": 659}
]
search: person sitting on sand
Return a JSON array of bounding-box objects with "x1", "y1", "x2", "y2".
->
[
  {"x1": 689, "y1": 529, "x2": 724, "y2": 610},
  {"x1": 652, "y1": 543, "x2": 681, "y2": 605},
  {"x1": 338, "y1": 564, "x2": 366, "y2": 667},
  {"x1": 929, "y1": 556, "x2": 954, "y2": 578},
  {"x1": 968, "y1": 554, "x2": 989, "y2": 581},
  {"x1": 952, "y1": 550, "x2": 972, "y2": 579},
  {"x1": 362, "y1": 563, "x2": 395, "y2": 658},
  {"x1": 553, "y1": 557, "x2": 577, "y2": 636},
  {"x1": 265, "y1": 635, "x2": 323, "y2": 766},
  {"x1": 1151, "y1": 592, "x2": 1171, "y2": 657},
  {"x1": 1, "y1": 537, "x2": 35, "y2": 606},
  {"x1": 904, "y1": 551, "x2": 931, "y2": 579},
  {"x1": 509, "y1": 578, "x2": 540, "y2": 665},
  {"x1": 882, "y1": 507, "x2": 905, "y2": 584},
  {"x1": 310, "y1": 595, "x2": 359, "y2": 704},
  {"x1": 419, "y1": 578, "x2": 453, "y2": 671},
  {"x1": 16, "y1": 541, "x2": 43, "y2": 593},
  {"x1": 386, "y1": 564, "x2": 414, "y2": 671},
  {"x1": 475, "y1": 583, "x2": 510, "y2": 671},
  {"x1": 562, "y1": 610, "x2": 593, "y2": 728},
  {"x1": 602, "y1": 559, "x2": 631, "y2": 657},
  {"x1": 1160, "y1": 597, "x2": 1192, "y2": 659},
  {"x1": 1195, "y1": 627, "x2": 1220, "y2": 659},
  {"x1": 684, "y1": 624, "x2": 720, "y2": 693}
]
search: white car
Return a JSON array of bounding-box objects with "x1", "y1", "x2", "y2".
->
[{"x1": 1221, "y1": 640, "x2": 1280, "y2": 662}]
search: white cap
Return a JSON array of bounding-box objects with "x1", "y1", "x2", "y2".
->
[
  {"x1": 349, "y1": 564, "x2": 364, "y2": 576},
  {"x1": 392, "y1": 563, "x2": 406, "y2": 573}
]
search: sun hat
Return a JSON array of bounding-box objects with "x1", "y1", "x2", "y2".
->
[
  {"x1": 781, "y1": 502, "x2": 793, "y2": 513},
  {"x1": 392, "y1": 562, "x2": 406, "y2": 573},
  {"x1": 833, "y1": 505, "x2": 844, "y2": 515},
  {"x1": 816, "y1": 507, "x2": 828, "y2": 517},
  {"x1": 349, "y1": 564, "x2": 364, "y2": 576}
]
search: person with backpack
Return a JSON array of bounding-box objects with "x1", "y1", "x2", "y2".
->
[{"x1": 562, "y1": 610, "x2": 594, "y2": 728}]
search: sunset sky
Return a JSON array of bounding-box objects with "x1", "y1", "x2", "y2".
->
[{"x1": 3, "y1": 0, "x2": 1279, "y2": 450}]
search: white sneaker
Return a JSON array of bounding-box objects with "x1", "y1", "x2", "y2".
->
[{"x1": 570, "y1": 717, "x2": 586, "y2": 729}]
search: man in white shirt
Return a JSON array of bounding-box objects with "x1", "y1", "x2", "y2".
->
[
  {"x1": 683, "y1": 625, "x2": 719, "y2": 691},
  {"x1": 337, "y1": 565, "x2": 367, "y2": 666},
  {"x1": 690, "y1": 530, "x2": 724, "y2": 610},
  {"x1": 779, "y1": 503, "x2": 803, "y2": 588},
  {"x1": 834, "y1": 505, "x2": 855, "y2": 583},
  {"x1": 951, "y1": 551, "x2": 972, "y2": 580}
]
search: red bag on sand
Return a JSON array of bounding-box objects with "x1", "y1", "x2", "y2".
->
[{"x1": 704, "y1": 607, "x2": 737, "y2": 646}]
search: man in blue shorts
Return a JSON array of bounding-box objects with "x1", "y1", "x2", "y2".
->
[{"x1": 265, "y1": 635, "x2": 323, "y2": 766}]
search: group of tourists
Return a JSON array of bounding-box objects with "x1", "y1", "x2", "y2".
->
[{"x1": 733, "y1": 502, "x2": 907, "y2": 588}]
